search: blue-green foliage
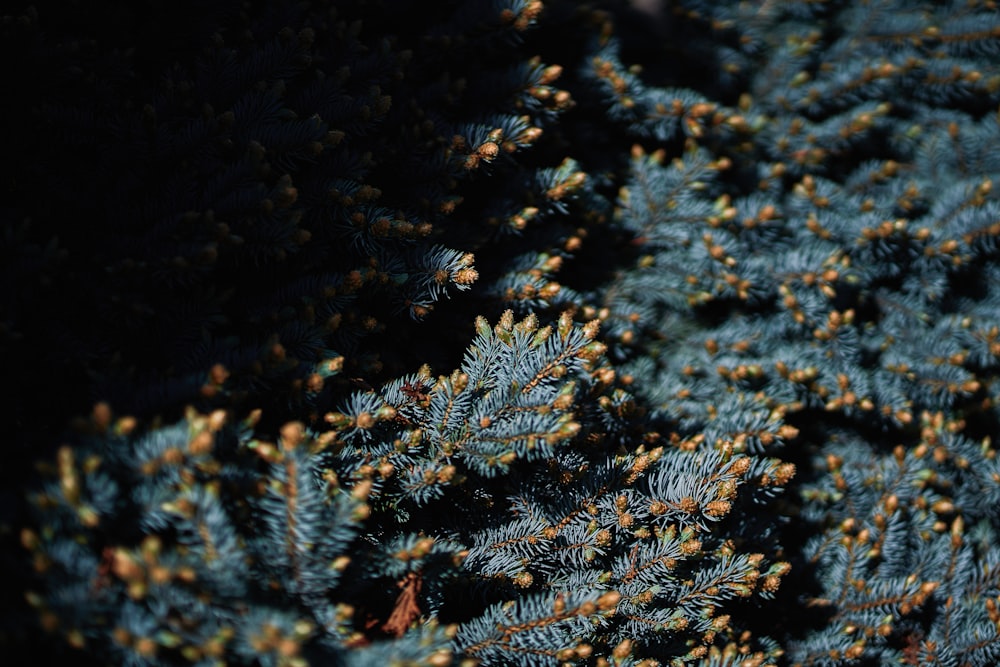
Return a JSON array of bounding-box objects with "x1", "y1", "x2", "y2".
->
[
  {"x1": 589, "y1": 0, "x2": 1000, "y2": 663},
  {"x1": 22, "y1": 311, "x2": 791, "y2": 665},
  {"x1": 10, "y1": 0, "x2": 1000, "y2": 666}
]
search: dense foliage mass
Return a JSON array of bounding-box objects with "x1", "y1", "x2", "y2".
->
[{"x1": 5, "y1": 0, "x2": 1000, "y2": 665}]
